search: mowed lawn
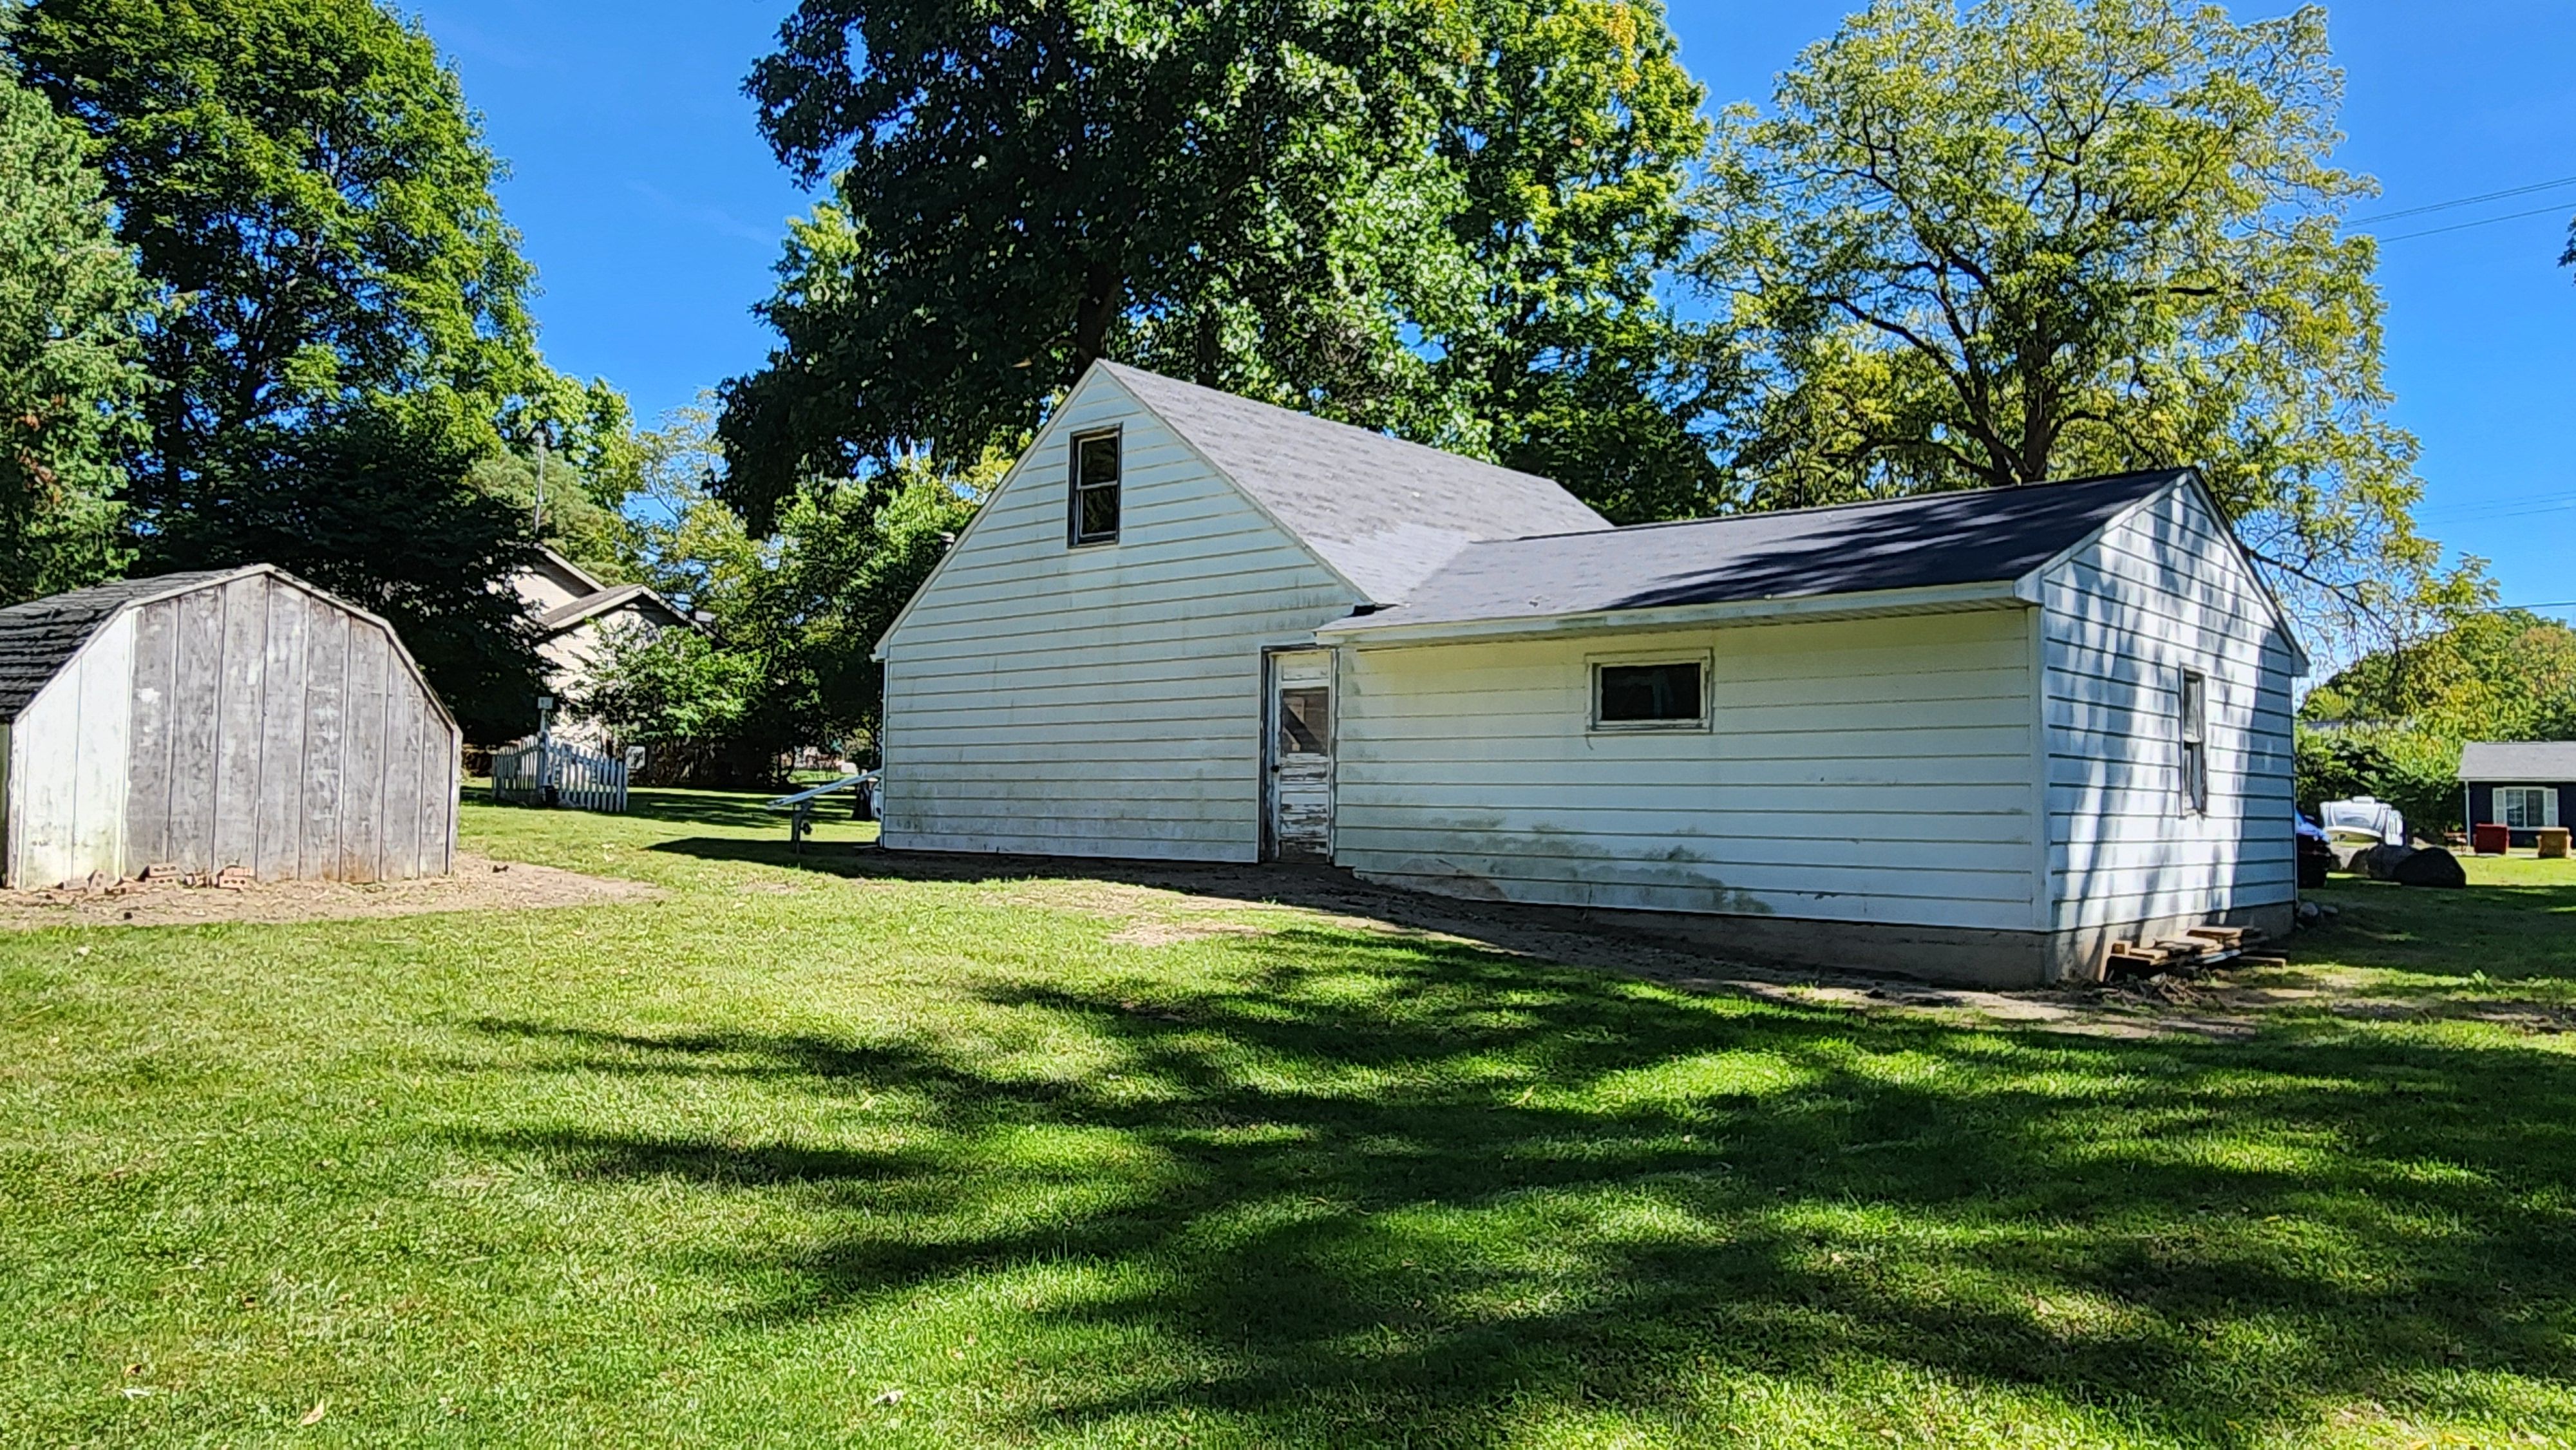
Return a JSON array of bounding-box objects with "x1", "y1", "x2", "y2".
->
[{"x1": 4, "y1": 796, "x2": 2574, "y2": 1447}]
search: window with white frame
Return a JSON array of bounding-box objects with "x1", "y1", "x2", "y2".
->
[
  {"x1": 1068, "y1": 428, "x2": 1121, "y2": 545},
  {"x1": 2177, "y1": 668, "x2": 2209, "y2": 815},
  {"x1": 1589, "y1": 652, "x2": 1709, "y2": 731},
  {"x1": 2499, "y1": 786, "x2": 2559, "y2": 831}
]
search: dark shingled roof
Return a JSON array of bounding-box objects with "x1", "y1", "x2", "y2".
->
[
  {"x1": 0, "y1": 570, "x2": 246, "y2": 720},
  {"x1": 1331, "y1": 469, "x2": 2188, "y2": 635},
  {"x1": 1101, "y1": 361, "x2": 1611, "y2": 603}
]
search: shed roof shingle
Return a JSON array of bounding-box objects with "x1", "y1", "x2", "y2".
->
[
  {"x1": 1328, "y1": 469, "x2": 2188, "y2": 635},
  {"x1": 1100, "y1": 361, "x2": 1611, "y2": 603},
  {"x1": 0, "y1": 569, "x2": 247, "y2": 720},
  {"x1": 2458, "y1": 741, "x2": 2576, "y2": 781}
]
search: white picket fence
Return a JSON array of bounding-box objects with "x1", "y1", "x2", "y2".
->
[{"x1": 491, "y1": 738, "x2": 630, "y2": 813}]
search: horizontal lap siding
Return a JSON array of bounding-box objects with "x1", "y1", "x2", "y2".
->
[
  {"x1": 879, "y1": 380, "x2": 1358, "y2": 862},
  {"x1": 6, "y1": 613, "x2": 136, "y2": 887},
  {"x1": 1334, "y1": 610, "x2": 2041, "y2": 929},
  {"x1": 2040, "y1": 487, "x2": 2297, "y2": 930}
]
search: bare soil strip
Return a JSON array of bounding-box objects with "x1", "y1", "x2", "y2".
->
[{"x1": 0, "y1": 853, "x2": 657, "y2": 930}]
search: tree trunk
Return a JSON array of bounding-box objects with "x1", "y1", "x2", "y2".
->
[{"x1": 1073, "y1": 258, "x2": 1122, "y2": 372}]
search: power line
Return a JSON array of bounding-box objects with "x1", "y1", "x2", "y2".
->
[
  {"x1": 2375, "y1": 202, "x2": 2574, "y2": 243},
  {"x1": 2350, "y1": 174, "x2": 2576, "y2": 225}
]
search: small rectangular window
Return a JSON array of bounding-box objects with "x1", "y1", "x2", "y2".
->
[
  {"x1": 1593, "y1": 659, "x2": 1705, "y2": 730},
  {"x1": 2500, "y1": 787, "x2": 2559, "y2": 831},
  {"x1": 2179, "y1": 668, "x2": 2208, "y2": 815},
  {"x1": 1276, "y1": 686, "x2": 1331, "y2": 757},
  {"x1": 1069, "y1": 429, "x2": 1120, "y2": 545}
]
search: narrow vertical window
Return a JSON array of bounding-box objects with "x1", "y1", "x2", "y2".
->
[
  {"x1": 2179, "y1": 668, "x2": 2208, "y2": 815},
  {"x1": 1070, "y1": 429, "x2": 1121, "y2": 545}
]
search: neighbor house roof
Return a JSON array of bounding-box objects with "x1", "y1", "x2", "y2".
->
[
  {"x1": 1323, "y1": 469, "x2": 2189, "y2": 639},
  {"x1": 537, "y1": 583, "x2": 687, "y2": 633},
  {"x1": 514, "y1": 548, "x2": 688, "y2": 641},
  {"x1": 2458, "y1": 741, "x2": 2576, "y2": 781},
  {"x1": 1100, "y1": 361, "x2": 1611, "y2": 603},
  {"x1": 0, "y1": 569, "x2": 249, "y2": 721}
]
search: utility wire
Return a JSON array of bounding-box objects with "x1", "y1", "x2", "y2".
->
[
  {"x1": 2375, "y1": 202, "x2": 2575, "y2": 243},
  {"x1": 2350, "y1": 174, "x2": 2576, "y2": 225}
]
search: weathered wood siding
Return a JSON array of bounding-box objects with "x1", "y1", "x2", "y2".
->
[
  {"x1": 878, "y1": 372, "x2": 1359, "y2": 860},
  {"x1": 1332, "y1": 610, "x2": 2044, "y2": 930},
  {"x1": 5, "y1": 611, "x2": 137, "y2": 889},
  {"x1": 2036, "y1": 484, "x2": 2298, "y2": 932},
  {"x1": 0, "y1": 571, "x2": 460, "y2": 889}
]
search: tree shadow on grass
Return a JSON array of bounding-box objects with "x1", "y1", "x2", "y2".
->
[{"x1": 459, "y1": 924, "x2": 2576, "y2": 1445}]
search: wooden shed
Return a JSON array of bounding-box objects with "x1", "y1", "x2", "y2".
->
[{"x1": 0, "y1": 566, "x2": 459, "y2": 889}]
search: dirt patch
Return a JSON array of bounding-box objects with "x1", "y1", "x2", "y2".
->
[{"x1": 0, "y1": 853, "x2": 658, "y2": 930}]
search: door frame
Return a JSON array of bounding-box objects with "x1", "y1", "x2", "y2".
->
[{"x1": 1259, "y1": 645, "x2": 1338, "y2": 863}]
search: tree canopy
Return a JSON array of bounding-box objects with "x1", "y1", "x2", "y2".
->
[
  {"x1": 0, "y1": 65, "x2": 148, "y2": 605},
  {"x1": 14, "y1": 0, "x2": 554, "y2": 734},
  {"x1": 1694, "y1": 0, "x2": 2469, "y2": 643},
  {"x1": 719, "y1": 0, "x2": 1717, "y2": 530}
]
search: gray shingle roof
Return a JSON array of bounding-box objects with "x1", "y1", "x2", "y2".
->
[
  {"x1": 1328, "y1": 469, "x2": 2187, "y2": 636},
  {"x1": 1100, "y1": 361, "x2": 1611, "y2": 603},
  {"x1": 0, "y1": 569, "x2": 249, "y2": 720},
  {"x1": 2458, "y1": 741, "x2": 2576, "y2": 781}
]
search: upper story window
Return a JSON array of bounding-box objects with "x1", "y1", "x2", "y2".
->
[
  {"x1": 2178, "y1": 668, "x2": 2209, "y2": 815},
  {"x1": 1070, "y1": 428, "x2": 1121, "y2": 545},
  {"x1": 1591, "y1": 655, "x2": 1708, "y2": 731}
]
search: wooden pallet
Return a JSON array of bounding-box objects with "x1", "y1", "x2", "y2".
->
[{"x1": 2105, "y1": 925, "x2": 2268, "y2": 977}]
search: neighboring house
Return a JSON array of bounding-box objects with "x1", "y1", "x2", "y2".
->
[
  {"x1": 510, "y1": 547, "x2": 689, "y2": 708},
  {"x1": 0, "y1": 567, "x2": 460, "y2": 889},
  {"x1": 873, "y1": 361, "x2": 2306, "y2": 985},
  {"x1": 2458, "y1": 741, "x2": 2576, "y2": 846}
]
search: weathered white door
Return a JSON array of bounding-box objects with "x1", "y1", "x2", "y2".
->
[{"x1": 1265, "y1": 649, "x2": 1334, "y2": 862}]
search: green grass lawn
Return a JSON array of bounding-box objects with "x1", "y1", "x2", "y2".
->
[{"x1": 4, "y1": 795, "x2": 2574, "y2": 1447}]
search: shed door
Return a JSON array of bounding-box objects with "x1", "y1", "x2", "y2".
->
[{"x1": 1266, "y1": 650, "x2": 1334, "y2": 862}]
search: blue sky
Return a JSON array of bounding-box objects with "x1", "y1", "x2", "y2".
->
[{"x1": 413, "y1": 1, "x2": 2576, "y2": 617}]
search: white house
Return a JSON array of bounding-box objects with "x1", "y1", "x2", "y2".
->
[
  {"x1": 873, "y1": 362, "x2": 2306, "y2": 984},
  {"x1": 509, "y1": 547, "x2": 689, "y2": 708}
]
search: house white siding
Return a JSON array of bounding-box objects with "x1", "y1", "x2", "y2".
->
[
  {"x1": 2036, "y1": 484, "x2": 2298, "y2": 934},
  {"x1": 1331, "y1": 608, "x2": 2042, "y2": 930},
  {"x1": 7, "y1": 610, "x2": 137, "y2": 889},
  {"x1": 878, "y1": 373, "x2": 1359, "y2": 860}
]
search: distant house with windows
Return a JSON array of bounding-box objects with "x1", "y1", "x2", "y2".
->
[
  {"x1": 2458, "y1": 742, "x2": 2576, "y2": 846},
  {"x1": 871, "y1": 361, "x2": 2306, "y2": 987},
  {"x1": 508, "y1": 548, "x2": 688, "y2": 711}
]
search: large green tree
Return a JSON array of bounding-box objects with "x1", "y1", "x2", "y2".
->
[
  {"x1": 1695, "y1": 0, "x2": 2468, "y2": 642},
  {"x1": 14, "y1": 0, "x2": 553, "y2": 731},
  {"x1": 721, "y1": 0, "x2": 1716, "y2": 529},
  {"x1": 1432, "y1": 0, "x2": 1727, "y2": 522},
  {"x1": 0, "y1": 64, "x2": 147, "y2": 604}
]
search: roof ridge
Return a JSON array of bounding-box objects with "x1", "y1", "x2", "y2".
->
[
  {"x1": 1479, "y1": 468, "x2": 2189, "y2": 547},
  {"x1": 1095, "y1": 359, "x2": 1561, "y2": 487}
]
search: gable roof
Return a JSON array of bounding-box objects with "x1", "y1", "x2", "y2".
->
[
  {"x1": 1097, "y1": 361, "x2": 1610, "y2": 603},
  {"x1": 1325, "y1": 469, "x2": 2187, "y2": 639},
  {"x1": 0, "y1": 569, "x2": 251, "y2": 721},
  {"x1": 538, "y1": 582, "x2": 688, "y2": 633},
  {"x1": 2458, "y1": 741, "x2": 2576, "y2": 780}
]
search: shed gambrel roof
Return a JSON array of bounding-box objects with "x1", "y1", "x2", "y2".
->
[
  {"x1": 0, "y1": 569, "x2": 245, "y2": 721},
  {"x1": 1325, "y1": 469, "x2": 2230, "y2": 638},
  {"x1": 0, "y1": 565, "x2": 458, "y2": 730},
  {"x1": 1099, "y1": 362, "x2": 1611, "y2": 603},
  {"x1": 2458, "y1": 742, "x2": 2576, "y2": 780}
]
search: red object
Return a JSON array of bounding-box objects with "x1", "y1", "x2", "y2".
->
[{"x1": 2473, "y1": 823, "x2": 2511, "y2": 856}]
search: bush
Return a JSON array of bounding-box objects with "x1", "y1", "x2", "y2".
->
[{"x1": 2295, "y1": 727, "x2": 2461, "y2": 836}]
